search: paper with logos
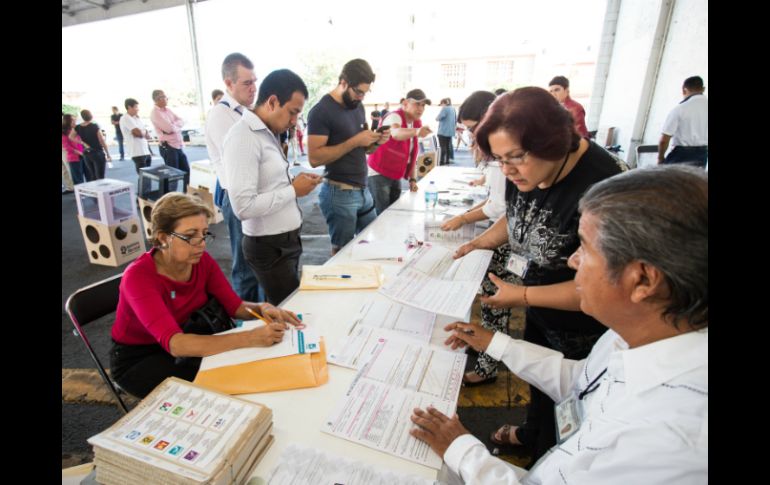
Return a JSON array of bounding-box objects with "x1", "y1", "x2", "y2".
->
[
  {"x1": 378, "y1": 243, "x2": 493, "y2": 319},
  {"x1": 423, "y1": 218, "x2": 475, "y2": 244},
  {"x1": 327, "y1": 296, "x2": 436, "y2": 369},
  {"x1": 87, "y1": 378, "x2": 265, "y2": 481},
  {"x1": 322, "y1": 336, "x2": 466, "y2": 469},
  {"x1": 266, "y1": 444, "x2": 437, "y2": 485},
  {"x1": 198, "y1": 318, "x2": 320, "y2": 372}
]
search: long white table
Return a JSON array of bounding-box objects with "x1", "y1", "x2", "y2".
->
[{"x1": 246, "y1": 166, "x2": 484, "y2": 481}]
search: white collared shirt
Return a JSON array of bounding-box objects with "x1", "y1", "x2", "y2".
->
[
  {"x1": 444, "y1": 328, "x2": 708, "y2": 484},
  {"x1": 222, "y1": 110, "x2": 301, "y2": 237},
  {"x1": 662, "y1": 94, "x2": 708, "y2": 147},
  {"x1": 481, "y1": 163, "x2": 506, "y2": 221},
  {"x1": 205, "y1": 92, "x2": 244, "y2": 190}
]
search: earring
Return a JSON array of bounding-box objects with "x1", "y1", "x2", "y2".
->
[{"x1": 160, "y1": 242, "x2": 169, "y2": 249}]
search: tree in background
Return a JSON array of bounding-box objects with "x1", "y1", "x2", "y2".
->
[
  {"x1": 62, "y1": 104, "x2": 80, "y2": 116},
  {"x1": 299, "y1": 54, "x2": 340, "y2": 117}
]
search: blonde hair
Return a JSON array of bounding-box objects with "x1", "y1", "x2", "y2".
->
[{"x1": 150, "y1": 193, "x2": 213, "y2": 247}]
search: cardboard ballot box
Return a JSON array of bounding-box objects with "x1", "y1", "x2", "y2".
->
[
  {"x1": 137, "y1": 165, "x2": 187, "y2": 202},
  {"x1": 137, "y1": 198, "x2": 156, "y2": 240},
  {"x1": 78, "y1": 215, "x2": 144, "y2": 267},
  {"x1": 187, "y1": 186, "x2": 224, "y2": 224},
  {"x1": 75, "y1": 179, "x2": 137, "y2": 226},
  {"x1": 190, "y1": 159, "x2": 217, "y2": 192}
]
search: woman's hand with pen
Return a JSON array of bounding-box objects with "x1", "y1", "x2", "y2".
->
[
  {"x1": 252, "y1": 303, "x2": 305, "y2": 329},
  {"x1": 443, "y1": 322, "x2": 494, "y2": 352}
]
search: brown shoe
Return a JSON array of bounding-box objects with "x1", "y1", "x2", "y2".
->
[{"x1": 490, "y1": 424, "x2": 522, "y2": 446}]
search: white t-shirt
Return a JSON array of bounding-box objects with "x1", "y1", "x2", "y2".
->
[
  {"x1": 661, "y1": 94, "x2": 708, "y2": 147},
  {"x1": 120, "y1": 114, "x2": 151, "y2": 158},
  {"x1": 368, "y1": 112, "x2": 414, "y2": 177}
]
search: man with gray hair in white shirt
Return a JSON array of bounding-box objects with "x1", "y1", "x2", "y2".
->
[
  {"x1": 223, "y1": 69, "x2": 321, "y2": 305},
  {"x1": 412, "y1": 165, "x2": 708, "y2": 484}
]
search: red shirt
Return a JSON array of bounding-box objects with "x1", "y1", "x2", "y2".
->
[
  {"x1": 563, "y1": 97, "x2": 589, "y2": 137},
  {"x1": 111, "y1": 249, "x2": 242, "y2": 352}
]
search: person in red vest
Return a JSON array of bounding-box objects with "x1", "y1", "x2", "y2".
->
[{"x1": 366, "y1": 89, "x2": 433, "y2": 214}]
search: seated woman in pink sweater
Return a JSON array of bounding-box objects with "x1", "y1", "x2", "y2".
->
[{"x1": 110, "y1": 192, "x2": 301, "y2": 398}]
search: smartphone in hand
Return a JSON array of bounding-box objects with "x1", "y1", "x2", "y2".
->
[{"x1": 377, "y1": 124, "x2": 391, "y2": 133}]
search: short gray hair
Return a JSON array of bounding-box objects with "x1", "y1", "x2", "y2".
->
[
  {"x1": 222, "y1": 52, "x2": 253, "y2": 82},
  {"x1": 579, "y1": 165, "x2": 708, "y2": 329}
]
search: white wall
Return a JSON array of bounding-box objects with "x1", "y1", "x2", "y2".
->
[
  {"x1": 595, "y1": 0, "x2": 707, "y2": 161},
  {"x1": 643, "y1": 0, "x2": 708, "y2": 145}
]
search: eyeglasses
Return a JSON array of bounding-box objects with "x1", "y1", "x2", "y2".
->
[
  {"x1": 349, "y1": 85, "x2": 368, "y2": 98},
  {"x1": 170, "y1": 232, "x2": 215, "y2": 246},
  {"x1": 497, "y1": 151, "x2": 529, "y2": 167}
]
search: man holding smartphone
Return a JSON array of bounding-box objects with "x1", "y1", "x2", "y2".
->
[
  {"x1": 366, "y1": 89, "x2": 433, "y2": 214},
  {"x1": 307, "y1": 59, "x2": 389, "y2": 255}
]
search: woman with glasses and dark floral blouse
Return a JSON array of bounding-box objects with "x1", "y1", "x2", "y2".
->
[
  {"x1": 445, "y1": 87, "x2": 626, "y2": 466},
  {"x1": 109, "y1": 192, "x2": 302, "y2": 398}
]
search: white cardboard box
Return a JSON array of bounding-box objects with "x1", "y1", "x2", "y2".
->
[
  {"x1": 77, "y1": 215, "x2": 145, "y2": 267},
  {"x1": 75, "y1": 178, "x2": 137, "y2": 226},
  {"x1": 190, "y1": 159, "x2": 217, "y2": 192},
  {"x1": 137, "y1": 197, "x2": 155, "y2": 240}
]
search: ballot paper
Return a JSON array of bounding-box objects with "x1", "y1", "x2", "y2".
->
[
  {"x1": 323, "y1": 338, "x2": 466, "y2": 469},
  {"x1": 351, "y1": 240, "x2": 407, "y2": 262},
  {"x1": 198, "y1": 320, "x2": 320, "y2": 372},
  {"x1": 423, "y1": 219, "x2": 475, "y2": 243},
  {"x1": 378, "y1": 244, "x2": 493, "y2": 319},
  {"x1": 266, "y1": 444, "x2": 437, "y2": 485},
  {"x1": 327, "y1": 297, "x2": 436, "y2": 369}
]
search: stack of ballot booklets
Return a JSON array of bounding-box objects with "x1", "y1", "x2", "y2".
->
[{"x1": 88, "y1": 377, "x2": 273, "y2": 485}]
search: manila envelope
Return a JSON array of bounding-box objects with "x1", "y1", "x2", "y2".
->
[{"x1": 194, "y1": 339, "x2": 329, "y2": 395}]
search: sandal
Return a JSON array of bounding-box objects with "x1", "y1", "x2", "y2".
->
[
  {"x1": 490, "y1": 424, "x2": 522, "y2": 446},
  {"x1": 462, "y1": 371, "x2": 498, "y2": 387}
]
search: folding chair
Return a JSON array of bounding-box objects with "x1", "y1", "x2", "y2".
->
[
  {"x1": 636, "y1": 144, "x2": 659, "y2": 169},
  {"x1": 65, "y1": 273, "x2": 130, "y2": 414}
]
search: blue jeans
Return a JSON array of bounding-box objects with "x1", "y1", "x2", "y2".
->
[
  {"x1": 68, "y1": 160, "x2": 85, "y2": 185},
  {"x1": 221, "y1": 192, "x2": 264, "y2": 303},
  {"x1": 318, "y1": 182, "x2": 377, "y2": 249},
  {"x1": 367, "y1": 174, "x2": 402, "y2": 215}
]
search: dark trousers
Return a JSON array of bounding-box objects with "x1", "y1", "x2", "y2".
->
[
  {"x1": 664, "y1": 146, "x2": 708, "y2": 167},
  {"x1": 368, "y1": 174, "x2": 402, "y2": 215},
  {"x1": 115, "y1": 132, "x2": 124, "y2": 159},
  {"x1": 110, "y1": 341, "x2": 199, "y2": 398},
  {"x1": 438, "y1": 135, "x2": 452, "y2": 165},
  {"x1": 83, "y1": 149, "x2": 107, "y2": 180},
  {"x1": 242, "y1": 228, "x2": 302, "y2": 305},
  {"x1": 132, "y1": 155, "x2": 152, "y2": 175},
  {"x1": 159, "y1": 143, "x2": 190, "y2": 185},
  {"x1": 68, "y1": 160, "x2": 85, "y2": 185},
  {"x1": 516, "y1": 309, "x2": 604, "y2": 465}
]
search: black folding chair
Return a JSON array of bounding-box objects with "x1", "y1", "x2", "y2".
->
[{"x1": 65, "y1": 273, "x2": 130, "y2": 414}]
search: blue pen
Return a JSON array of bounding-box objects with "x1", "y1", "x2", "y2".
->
[{"x1": 312, "y1": 274, "x2": 352, "y2": 279}]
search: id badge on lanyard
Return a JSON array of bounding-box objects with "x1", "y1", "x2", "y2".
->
[
  {"x1": 506, "y1": 253, "x2": 530, "y2": 278},
  {"x1": 554, "y1": 394, "x2": 584, "y2": 444}
]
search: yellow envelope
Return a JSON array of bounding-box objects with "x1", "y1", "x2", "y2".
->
[
  {"x1": 299, "y1": 264, "x2": 384, "y2": 290},
  {"x1": 194, "y1": 339, "x2": 329, "y2": 395}
]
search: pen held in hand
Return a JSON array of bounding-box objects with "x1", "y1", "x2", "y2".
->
[{"x1": 246, "y1": 307, "x2": 274, "y2": 324}]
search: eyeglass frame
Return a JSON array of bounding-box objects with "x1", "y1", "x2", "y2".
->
[
  {"x1": 348, "y1": 85, "x2": 369, "y2": 98},
  {"x1": 497, "y1": 151, "x2": 529, "y2": 167},
  {"x1": 169, "y1": 231, "x2": 215, "y2": 246}
]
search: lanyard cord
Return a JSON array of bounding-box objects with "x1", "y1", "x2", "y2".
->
[
  {"x1": 578, "y1": 367, "x2": 607, "y2": 400},
  {"x1": 516, "y1": 152, "x2": 571, "y2": 244}
]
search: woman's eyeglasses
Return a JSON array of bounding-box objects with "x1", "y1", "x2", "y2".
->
[{"x1": 170, "y1": 232, "x2": 215, "y2": 246}]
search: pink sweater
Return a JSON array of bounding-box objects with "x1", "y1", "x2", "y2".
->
[
  {"x1": 111, "y1": 249, "x2": 242, "y2": 352},
  {"x1": 62, "y1": 133, "x2": 83, "y2": 162}
]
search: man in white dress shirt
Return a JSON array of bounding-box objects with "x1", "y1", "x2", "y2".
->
[
  {"x1": 223, "y1": 69, "x2": 322, "y2": 305},
  {"x1": 658, "y1": 75, "x2": 708, "y2": 168},
  {"x1": 119, "y1": 98, "x2": 152, "y2": 175},
  {"x1": 205, "y1": 52, "x2": 263, "y2": 303},
  {"x1": 412, "y1": 165, "x2": 708, "y2": 484}
]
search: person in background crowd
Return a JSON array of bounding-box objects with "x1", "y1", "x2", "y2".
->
[
  {"x1": 548, "y1": 76, "x2": 589, "y2": 138},
  {"x1": 151, "y1": 89, "x2": 190, "y2": 184},
  {"x1": 211, "y1": 89, "x2": 224, "y2": 105},
  {"x1": 658, "y1": 75, "x2": 708, "y2": 168},
  {"x1": 75, "y1": 109, "x2": 112, "y2": 180},
  {"x1": 436, "y1": 97, "x2": 457, "y2": 165},
  {"x1": 120, "y1": 98, "x2": 153, "y2": 175},
  {"x1": 111, "y1": 106, "x2": 125, "y2": 161},
  {"x1": 62, "y1": 114, "x2": 85, "y2": 186}
]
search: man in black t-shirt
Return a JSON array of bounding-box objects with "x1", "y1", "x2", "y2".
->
[
  {"x1": 307, "y1": 58, "x2": 389, "y2": 255},
  {"x1": 111, "y1": 106, "x2": 124, "y2": 160}
]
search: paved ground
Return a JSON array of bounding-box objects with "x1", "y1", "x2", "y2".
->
[{"x1": 61, "y1": 144, "x2": 533, "y2": 470}]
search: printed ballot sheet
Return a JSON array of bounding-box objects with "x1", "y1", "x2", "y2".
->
[
  {"x1": 378, "y1": 244, "x2": 493, "y2": 319},
  {"x1": 328, "y1": 297, "x2": 436, "y2": 369},
  {"x1": 198, "y1": 320, "x2": 320, "y2": 372},
  {"x1": 424, "y1": 219, "x2": 475, "y2": 244},
  {"x1": 322, "y1": 337, "x2": 466, "y2": 469},
  {"x1": 88, "y1": 378, "x2": 265, "y2": 481},
  {"x1": 267, "y1": 444, "x2": 437, "y2": 485}
]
